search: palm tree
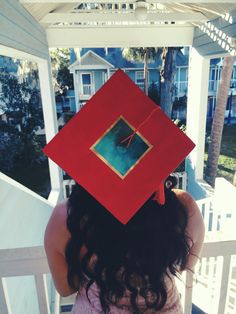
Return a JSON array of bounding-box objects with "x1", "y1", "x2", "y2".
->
[
  {"x1": 160, "y1": 47, "x2": 179, "y2": 118},
  {"x1": 205, "y1": 56, "x2": 235, "y2": 187},
  {"x1": 122, "y1": 47, "x2": 158, "y2": 95},
  {"x1": 122, "y1": 47, "x2": 181, "y2": 118}
]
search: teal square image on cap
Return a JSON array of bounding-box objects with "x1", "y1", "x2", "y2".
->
[{"x1": 91, "y1": 117, "x2": 152, "y2": 178}]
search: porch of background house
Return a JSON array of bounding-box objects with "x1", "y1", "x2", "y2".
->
[{"x1": 0, "y1": 1, "x2": 236, "y2": 314}]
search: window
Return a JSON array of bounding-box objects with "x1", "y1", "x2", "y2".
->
[
  {"x1": 175, "y1": 67, "x2": 188, "y2": 95},
  {"x1": 102, "y1": 72, "x2": 108, "y2": 84},
  {"x1": 230, "y1": 66, "x2": 236, "y2": 88},
  {"x1": 209, "y1": 66, "x2": 220, "y2": 91},
  {"x1": 81, "y1": 73, "x2": 92, "y2": 95},
  {"x1": 135, "y1": 71, "x2": 144, "y2": 84},
  {"x1": 135, "y1": 71, "x2": 148, "y2": 91},
  {"x1": 208, "y1": 96, "x2": 216, "y2": 118}
]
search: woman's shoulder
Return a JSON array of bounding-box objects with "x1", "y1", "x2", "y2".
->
[
  {"x1": 172, "y1": 188, "x2": 199, "y2": 217},
  {"x1": 172, "y1": 188, "x2": 205, "y2": 245},
  {"x1": 44, "y1": 199, "x2": 70, "y2": 254}
]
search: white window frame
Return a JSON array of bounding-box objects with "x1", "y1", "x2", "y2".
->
[
  {"x1": 175, "y1": 66, "x2": 188, "y2": 95},
  {"x1": 80, "y1": 72, "x2": 94, "y2": 95},
  {"x1": 102, "y1": 71, "x2": 108, "y2": 84}
]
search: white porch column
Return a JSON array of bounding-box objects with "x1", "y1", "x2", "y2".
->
[
  {"x1": 186, "y1": 47, "x2": 210, "y2": 181},
  {"x1": 38, "y1": 58, "x2": 63, "y2": 202}
]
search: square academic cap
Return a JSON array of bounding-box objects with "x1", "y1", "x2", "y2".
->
[{"x1": 43, "y1": 69, "x2": 195, "y2": 224}]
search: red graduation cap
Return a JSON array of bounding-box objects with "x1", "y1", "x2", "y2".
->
[{"x1": 43, "y1": 69, "x2": 195, "y2": 224}]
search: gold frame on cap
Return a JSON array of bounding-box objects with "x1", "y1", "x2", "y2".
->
[{"x1": 90, "y1": 115, "x2": 153, "y2": 179}]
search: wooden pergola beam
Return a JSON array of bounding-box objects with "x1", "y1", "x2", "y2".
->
[
  {"x1": 40, "y1": 12, "x2": 208, "y2": 23},
  {"x1": 46, "y1": 26, "x2": 194, "y2": 47},
  {"x1": 20, "y1": 0, "x2": 236, "y2": 4}
]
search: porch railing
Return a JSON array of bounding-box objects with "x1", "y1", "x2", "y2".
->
[
  {"x1": 63, "y1": 172, "x2": 187, "y2": 199},
  {"x1": 1, "y1": 240, "x2": 236, "y2": 314},
  {"x1": 0, "y1": 246, "x2": 59, "y2": 314}
]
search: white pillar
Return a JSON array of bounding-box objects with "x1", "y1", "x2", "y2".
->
[
  {"x1": 186, "y1": 47, "x2": 210, "y2": 181},
  {"x1": 38, "y1": 58, "x2": 63, "y2": 200}
]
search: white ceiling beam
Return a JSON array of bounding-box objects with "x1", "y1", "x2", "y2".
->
[
  {"x1": 41, "y1": 12, "x2": 208, "y2": 23},
  {"x1": 46, "y1": 26, "x2": 194, "y2": 48},
  {"x1": 20, "y1": 0, "x2": 236, "y2": 3}
]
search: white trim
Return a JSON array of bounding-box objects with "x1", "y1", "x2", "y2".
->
[
  {"x1": 41, "y1": 12, "x2": 207, "y2": 24},
  {"x1": 186, "y1": 47, "x2": 210, "y2": 180},
  {"x1": 70, "y1": 64, "x2": 112, "y2": 71},
  {"x1": 79, "y1": 72, "x2": 94, "y2": 96},
  {"x1": 0, "y1": 44, "x2": 47, "y2": 63},
  {"x1": 46, "y1": 27, "x2": 194, "y2": 48},
  {"x1": 69, "y1": 50, "x2": 114, "y2": 70},
  {"x1": 81, "y1": 50, "x2": 114, "y2": 67}
]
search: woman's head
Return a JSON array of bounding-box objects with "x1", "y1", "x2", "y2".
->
[{"x1": 65, "y1": 176, "x2": 190, "y2": 313}]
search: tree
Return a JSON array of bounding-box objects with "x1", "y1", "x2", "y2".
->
[
  {"x1": 205, "y1": 56, "x2": 235, "y2": 187},
  {"x1": 148, "y1": 81, "x2": 160, "y2": 105},
  {"x1": 0, "y1": 71, "x2": 43, "y2": 167},
  {"x1": 160, "y1": 47, "x2": 179, "y2": 118},
  {"x1": 122, "y1": 48, "x2": 158, "y2": 95},
  {"x1": 50, "y1": 48, "x2": 74, "y2": 96},
  {"x1": 122, "y1": 47, "x2": 182, "y2": 117},
  {"x1": 0, "y1": 124, "x2": 23, "y2": 173}
]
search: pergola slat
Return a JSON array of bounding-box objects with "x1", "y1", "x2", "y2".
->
[{"x1": 40, "y1": 12, "x2": 208, "y2": 23}]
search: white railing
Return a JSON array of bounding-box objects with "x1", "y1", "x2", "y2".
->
[
  {"x1": 197, "y1": 196, "x2": 215, "y2": 233},
  {"x1": 1, "y1": 241, "x2": 235, "y2": 314},
  {"x1": 62, "y1": 172, "x2": 187, "y2": 199},
  {"x1": 82, "y1": 84, "x2": 92, "y2": 95},
  {"x1": 179, "y1": 240, "x2": 236, "y2": 314},
  {"x1": 0, "y1": 246, "x2": 60, "y2": 314}
]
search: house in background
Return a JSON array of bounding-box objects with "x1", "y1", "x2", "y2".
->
[
  {"x1": 67, "y1": 48, "x2": 236, "y2": 123},
  {"x1": 68, "y1": 47, "x2": 189, "y2": 113},
  {"x1": 208, "y1": 58, "x2": 236, "y2": 122}
]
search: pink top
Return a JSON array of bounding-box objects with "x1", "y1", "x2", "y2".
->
[{"x1": 71, "y1": 275, "x2": 183, "y2": 314}]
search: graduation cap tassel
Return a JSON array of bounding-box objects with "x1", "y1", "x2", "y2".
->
[{"x1": 120, "y1": 107, "x2": 159, "y2": 148}]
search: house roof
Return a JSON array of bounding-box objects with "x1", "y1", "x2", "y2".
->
[
  {"x1": 77, "y1": 48, "x2": 189, "y2": 69},
  {"x1": 69, "y1": 49, "x2": 114, "y2": 71}
]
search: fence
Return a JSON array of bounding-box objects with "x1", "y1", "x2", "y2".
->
[{"x1": 63, "y1": 172, "x2": 187, "y2": 199}]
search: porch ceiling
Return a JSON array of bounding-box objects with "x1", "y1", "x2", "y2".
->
[
  {"x1": 18, "y1": 1, "x2": 236, "y2": 55},
  {"x1": 21, "y1": 1, "x2": 236, "y2": 28}
]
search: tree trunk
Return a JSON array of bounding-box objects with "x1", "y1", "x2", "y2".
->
[
  {"x1": 160, "y1": 47, "x2": 177, "y2": 118},
  {"x1": 205, "y1": 56, "x2": 234, "y2": 187},
  {"x1": 144, "y1": 48, "x2": 149, "y2": 96}
]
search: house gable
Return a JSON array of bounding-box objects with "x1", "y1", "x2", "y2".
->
[{"x1": 69, "y1": 50, "x2": 114, "y2": 72}]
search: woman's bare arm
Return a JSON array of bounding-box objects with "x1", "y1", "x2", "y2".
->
[
  {"x1": 44, "y1": 200, "x2": 76, "y2": 297},
  {"x1": 173, "y1": 189, "x2": 205, "y2": 271}
]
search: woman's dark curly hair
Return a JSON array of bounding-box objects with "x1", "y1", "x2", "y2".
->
[{"x1": 65, "y1": 175, "x2": 191, "y2": 313}]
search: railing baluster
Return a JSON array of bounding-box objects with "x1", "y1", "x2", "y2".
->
[
  {"x1": 218, "y1": 255, "x2": 231, "y2": 314},
  {"x1": 0, "y1": 278, "x2": 12, "y2": 314},
  {"x1": 183, "y1": 270, "x2": 194, "y2": 314},
  {"x1": 35, "y1": 274, "x2": 50, "y2": 314}
]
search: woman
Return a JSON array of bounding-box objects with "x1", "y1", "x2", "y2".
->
[{"x1": 44, "y1": 177, "x2": 205, "y2": 313}]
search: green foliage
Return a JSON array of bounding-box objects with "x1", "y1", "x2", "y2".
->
[
  {"x1": 122, "y1": 47, "x2": 159, "y2": 62},
  {"x1": 50, "y1": 48, "x2": 74, "y2": 95},
  {"x1": 0, "y1": 130, "x2": 23, "y2": 172},
  {"x1": 148, "y1": 81, "x2": 160, "y2": 105},
  {"x1": 0, "y1": 71, "x2": 44, "y2": 169},
  {"x1": 205, "y1": 124, "x2": 236, "y2": 184}
]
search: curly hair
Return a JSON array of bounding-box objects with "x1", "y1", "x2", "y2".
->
[{"x1": 65, "y1": 177, "x2": 191, "y2": 313}]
